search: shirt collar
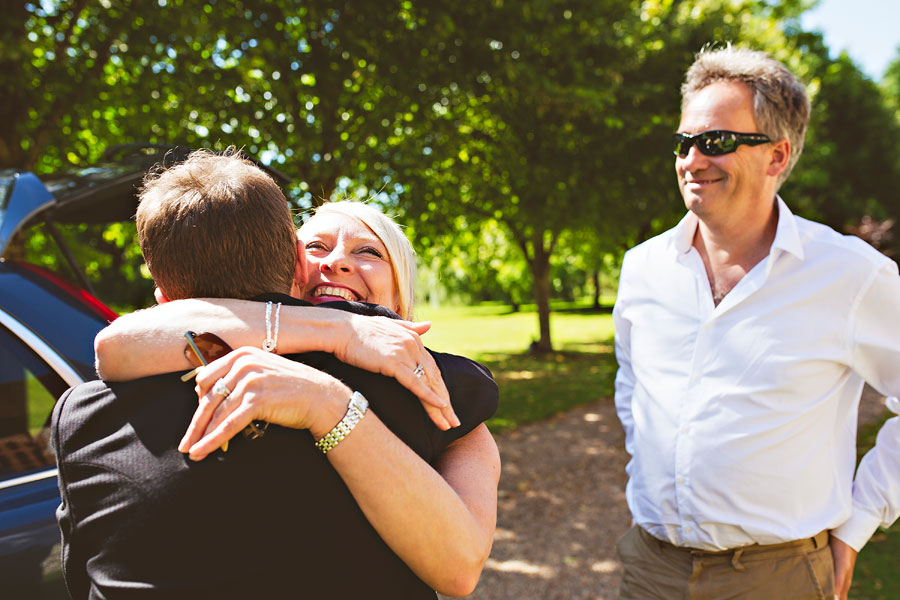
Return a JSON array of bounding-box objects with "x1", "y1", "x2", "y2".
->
[
  {"x1": 769, "y1": 195, "x2": 804, "y2": 261},
  {"x1": 251, "y1": 292, "x2": 311, "y2": 306},
  {"x1": 668, "y1": 195, "x2": 804, "y2": 261},
  {"x1": 249, "y1": 292, "x2": 401, "y2": 319},
  {"x1": 671, "y1": 211, "x2": 699, "y2": 256}
]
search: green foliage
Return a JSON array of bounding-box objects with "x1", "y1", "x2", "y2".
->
[
  {"x1": 415, "y1": 219, "x2": 610, "y2": 310},
  {"x1": 10, "y1": 0, "x2": 900, "y2": 340},
  {"x1": 26, "y1": 371, "x2": 56, "y2": 435},
  {"x1": 783, "y1": 31, "x2": 900, "y2": 240},
  {"x1": 7, "y1": 0, "x2": 488, "y2": 307},
  {"x1": 414, "y1": 219, "x2": 529, "y2": 308},
  {"x1": 7, "y1": 0, "x2": 456, "y2": 205},
  {"x1": 21, "y1": 221, "x2": 155, "y2": 311},
  {"x1": 880, "y1": 45, "x2": 900, "y2": 123}
]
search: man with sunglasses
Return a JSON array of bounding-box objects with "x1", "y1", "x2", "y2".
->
[
  {"x1": 613, "y1": 46, "x2": 900, "y2": 599},
  {"x1": 51, "y1": 150, "x2": 499, "y2": 598}
]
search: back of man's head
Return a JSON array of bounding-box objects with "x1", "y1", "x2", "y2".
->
[
  {"x1": 681, "y1": 45, "x2": 810, "y2": 188},
  {"x1": 136, "y1": 150, "x2": 297, "y2": 300}
]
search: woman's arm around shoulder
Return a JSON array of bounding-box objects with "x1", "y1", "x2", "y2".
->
[{"x1": 94, "y1": 299, "x2": 452, "y2": 423}]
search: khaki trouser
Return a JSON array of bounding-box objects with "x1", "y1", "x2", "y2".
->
[{"x1": 616, "y1": 525, "x2": 835, "y2": 600}]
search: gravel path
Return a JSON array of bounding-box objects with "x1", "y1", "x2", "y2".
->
[{"x1": 452, "y1": 387, "x2": 890, "y2": 600}]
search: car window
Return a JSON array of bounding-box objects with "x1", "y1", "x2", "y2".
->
[{"x1": 0, "y1": 325, "x2": 67, "y2": 481}]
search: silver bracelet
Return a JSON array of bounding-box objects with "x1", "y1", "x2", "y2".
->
[
  {"x1": 315, "y1": 391, "x2": 369, "y2": 454},
  {"x1": 263, "y1": 301, "x2": 281, "y2": 352}
]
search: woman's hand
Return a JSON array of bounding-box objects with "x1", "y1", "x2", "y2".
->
[
  {"x1": 179, "y1": 346, "x2": 350, "y2": 461},
  {"x1": 335, "y1": 314, "x2": 459, "y2": 430}
]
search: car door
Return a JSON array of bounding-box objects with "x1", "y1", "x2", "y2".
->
[
  {"x1": 0, "y1": 312, "x2": 79, "y2": 598},
  {"x1": 0, "y1": 264, "x2": 108, "y2": 599}
]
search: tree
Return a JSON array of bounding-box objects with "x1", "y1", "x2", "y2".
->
[
  {"x1": 782, "y1": 30, "x2": 900, "y2": 241},
  {"x1": 6, "y1": 1, "x2": 442, "y2": 194},
  {"x1": 15, "y1": 0, "x2": 898, "y2": 327},
  {"x1": 6, "y1": 0, "x2": 474, "y2": 307},
  {"x1": 879, "y1": 45, "x2": 900, "y2": 119},
  {"x1": 397, "y1": 0, "x2": 809, "y2": 352}
]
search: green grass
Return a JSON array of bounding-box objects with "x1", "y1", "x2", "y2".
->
[
  {"x1": 851, "y1": 414, "x2": 899, "y2": 600},
  {"x1": 417, "y1": 302, "x2": 617, "y2": 432}
]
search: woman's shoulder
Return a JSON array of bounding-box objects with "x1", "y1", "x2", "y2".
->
[{"x1": 428, "y1": 350, "x2": 498, "y2": 447}]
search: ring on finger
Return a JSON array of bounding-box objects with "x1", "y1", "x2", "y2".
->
[
  {"x1": 213, "y1": 378, "x2": 232, "y2": 398},
  {"x1": 413, "y1": 364, "x2": 426, "y2": 379}
]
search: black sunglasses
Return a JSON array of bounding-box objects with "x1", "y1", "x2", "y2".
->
[{"x1": 673, "y1": 130, "x2": 771, "y2": 157}]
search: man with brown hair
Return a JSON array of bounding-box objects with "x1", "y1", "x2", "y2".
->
[
  {"x1": 135, "y1": 150, "x2": 299, "y2": 301},
  {"x1": 52, "y1": 150, "x2": 498, "y2": 598},
  {"x1": 613, "y1": 46, "x2": 900, "y2": 599}
]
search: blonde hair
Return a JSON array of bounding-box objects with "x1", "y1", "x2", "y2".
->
[{"x1": 302, "y1": 201, "x2": 416, "y2": 319}]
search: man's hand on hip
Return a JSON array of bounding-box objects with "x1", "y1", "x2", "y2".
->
[{"x1": 830, "y1": 534, "x2": 858, "y2": 600}]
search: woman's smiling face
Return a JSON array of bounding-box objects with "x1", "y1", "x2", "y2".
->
[{"x1": 298, "y1": 212, "x2": 399, "y2": 312}]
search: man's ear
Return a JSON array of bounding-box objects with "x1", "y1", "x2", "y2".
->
[
  {"x1": 154, "y1": 287, "x2": 170, "y2": 305},
  {"x1": 766, "y1": 138, "x2": 791, "y2": 178},
  {"x1": 292, "y1": 238, "x2": 309, "y2": 291}
]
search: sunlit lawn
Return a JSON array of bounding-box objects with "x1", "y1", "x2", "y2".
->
[
  {"x1": 418, "y1": 301, "x2": 895, "y2": 597},
  {"x1": 417, "y1": 301, "x2": 618, "y2": 432}
]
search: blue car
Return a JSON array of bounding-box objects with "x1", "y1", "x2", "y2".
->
[
  {"x1": 0, "y1": 145, "x2": 289, "y2": 597},
  {"x1": 0, "y1": 260, "x2": 110, "y2": 598}
]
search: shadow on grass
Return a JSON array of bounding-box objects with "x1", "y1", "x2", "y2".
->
[
  {"x1": 551, "y1": 305, "x2": 614, "y2": 315},
  {"x1": 495, "y1": 305, "x2": 615, "y2": 317},
  {"x1": 476, "y1": 349, "x2": 619, "y2": 433}
]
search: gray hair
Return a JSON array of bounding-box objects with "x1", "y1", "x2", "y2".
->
[{"x1": 681, "y1": 46, "x2": 810, "y2": 188}]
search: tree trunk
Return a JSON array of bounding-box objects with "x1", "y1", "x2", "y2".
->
[
  {"x1": 530, "y1": 234, "x2": 553, "y2": 354},
  {"x1": 592, "y1": 268, "x2": 601, "y2": 309}
]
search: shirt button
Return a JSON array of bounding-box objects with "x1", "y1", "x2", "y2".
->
[
  {"x1": 677, "y1": 477, "x2": 686, "y2": 485},
  {"x1": 685, "y1": 526, "x2": 693, "y2": 534}
]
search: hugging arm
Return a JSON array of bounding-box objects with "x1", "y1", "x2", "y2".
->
[
  {"x1": 185, "y1": 348, "x2": 499, "y2": 596},
  {"x1": 94, "y1": 298, "x2": 457, "y2": 428}
]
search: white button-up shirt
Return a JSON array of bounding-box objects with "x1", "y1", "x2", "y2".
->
[{"x1": 613, "y1": 197, "x2": 900, "y2": 551}]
